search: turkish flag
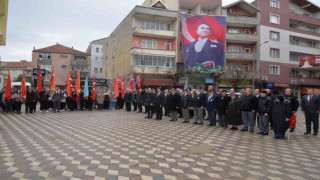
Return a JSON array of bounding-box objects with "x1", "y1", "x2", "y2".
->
[
  {"x1": 92, "y1": 76, "x2": 97, "y2": 101},
  {"x1": 5, "y1": 71, "x2": 12, "y2": 101},
  {"x1": 120, "y1": 76, "x2": 125, "y2": 98},
  {"x1": 75, "y1": 70, "x2": 81, "y2": 94},
  {"x1": 113, "y1": 76, "x2": 119, "y2": 99},
  {"x1": 136, "y1": 74, "x2": 142, "y2": 90},
  {"x1": 49, "y1": 67, "x2": 55, "y2": 94},
  {"x1": 67, "y1": 71, "x2": 72, "y2": 98},
  {"x1": 21, "y1": 73, "x2": 26, "y2": 101},
  {"x1": 129, "y1": 74, "x2": 136, "y2": 92},
  {"x1": 37, "y1": 66, "x2": 43, "y2": 93}
]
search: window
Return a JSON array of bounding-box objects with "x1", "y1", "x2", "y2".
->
[
  {"x1": 228, "y1": 45, "x2": 242, "y2": 53},
  {"x1": 244, "y1": 29, "x2": 251, "y2": 35},
  {"x1": 290, "y1": 69, "x2": 299, "y2": 77},
  {"x1": 95, "y1": 57, "x2": 99, "y2": 62},
  {"x1": 180, "y1": 8, "x2": 192, "y2": 14},
  {"x1": 38, "y1": 53, "x2": 51, "y2": 60},
  {"x1": 307, "y1": 26, "x2": 315, "y2": 32},
  {"x1": 290, "y1": 53, "x2": 299, "y2": 61},
  {"x1": 270, "y1": 31, "x2": 280, "y2": 41},
  {"x1": 60, "y1": 54, "x2": 68, "y2": 58},
  {"x1": 139, "y1": 20, "x2": 171, "y2": 31},
  {"x1": 245, "y1": 47, "x2": 251, "y2": 53},
  {"x1": 200, "y1": 8, "x2": 210, "y2": 15},
  {"x1": 307, "y1": 42, "x2": 316, "y2": 48},
  {"x1": 270, "y1": 48, "x2": 280, "y2": 58},
  {"x1": 270, "y1": 14, "x2": 280, "y2": 24},
  {"x1": 269, "y1": 65, "x2": 280, "y2": 75},
  {"x1": 96, "y1": 47, "x2": 99, "y2": 53},
  {"x1": 228, "y1": 28, "x2": 242, "y2": 34},
  {"x1": 270, "y1": 0, "x2": 280, "y2": 8},
  {"x1": 132, "y1": 54, "x2": 175, "y2": 68},
  {"x1": 243, "y1": 64, "x2": 249, "y2": 72},
  {"x1": 290, "y1": 37, "x2": 299, "y2": 45},
  {"x1": 74, "y1": 56, "x2": 86, "y2": 61},
  {"x1": 100, "y1": 68, "x2": 102, "y2": 73},
  {"x1": 165, "y1": 41, "x2": 171, "y2": 50},
  {"x1": 61, "y1": 65, "x2": 67, "y2": 69},
  {"x1": 142, "y1": 39, "x2": 157, "y2": 49},
  {"x1": 308, "y1": 71, "x2": 316, "y2": 78}
]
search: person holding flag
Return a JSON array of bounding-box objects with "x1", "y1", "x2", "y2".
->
[
  {"x1": 66, "y1": 72, "x2": 75, "y2": 111},
  {"x1": 4, "y1": 71, "x2": 13, "y2": 113},
  {"x1": 84, "y1": 77, "x2": 93, "y2": 110}
]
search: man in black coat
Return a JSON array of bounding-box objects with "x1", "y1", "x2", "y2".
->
[
  {"x1": 257, "y1": 90, "x2": 272, "y2": 135},
  {"x1": 136, "y1": 89, "x2": 143, "y2": 113},
  {"x1": 25, "y1": 87, "x2": 36, "y2": 114},
  {"x1": 144, "y1": 88, "x2": 156, "y2": 119},
  {"x1": 301, "y1": 89, "x2": 320, "y2": 136},
  {"x1": 192, "y1": 87, "x2": 206, "y2": 125},
  {"x1": 217, "y1": 89, "x2": 231, "y2": 128},
  {"x1": 240, "y1": 88, "x2": 258, "y2": 133},
  {"x1": 155, "y1": 88, "x2": 165, "y2": 120},
  {"x1": 169, "y1": 88, "x2": 181, "y2": 122},
  {"x1": 124, "y1": 90, "x2": 132, "y2": 112},
  {"x1": 163, "y1": 89, "x2": 171, "y2": 116}
]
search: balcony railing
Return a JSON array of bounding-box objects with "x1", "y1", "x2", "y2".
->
[
  {"x1": 225, "y1": 52, "x2": 256, "y2": 60},
  {"x1": 226, "y1": 33, "x2": 258, "y2": 42}
]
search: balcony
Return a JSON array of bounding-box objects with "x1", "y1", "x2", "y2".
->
[
  {"x1": 131, "y1": 48, "x2": 176, "y2": 56},
  {"x1": 132, "y1": 27, "x2": 176, "y2": 39},
  {"x1": 227, "y1": 16, "x2": 258, "y2": 27},
  {"x1": 226, "y1": 33, "x2": 258, "y2": 43},
  {"x1": 226, "y1": 52, "x2": 256, "y2": 60}
]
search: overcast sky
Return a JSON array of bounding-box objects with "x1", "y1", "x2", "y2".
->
[{"x1": 0, "y1": 0, "x2": 319, "y2": 61}]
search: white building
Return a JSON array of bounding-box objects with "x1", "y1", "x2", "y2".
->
[{"x1": 87, "y1": 38, "x2": 108, "y2": 79}]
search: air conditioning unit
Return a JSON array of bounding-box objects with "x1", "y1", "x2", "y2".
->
[{"x1": 291, "y1": 80, "x2": 297, "y2": 85}]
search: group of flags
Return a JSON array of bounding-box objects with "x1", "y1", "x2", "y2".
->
[
  {"x1": 112, "y1": 74, "x2": 141, "y2": 99},
  {"x1": 4, "y1": 67, "x2": 98, "y2": 102}
]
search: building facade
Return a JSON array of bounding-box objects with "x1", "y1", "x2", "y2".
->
[
  {"x1": 32, "y1": 44, "x2": 89, "y2": 88},
  {"x1": 87, "y1": 38, "x2": 107, "y2": 79},
  {"x1": 0, "y1": 0, "x2": 9, "y2": 45},
  {"x1": 0, "y1": 60, "x2": 32, "y2": 88},
  {"x1": 253, "y1": 0, "x2": 320, "y2": 95}
]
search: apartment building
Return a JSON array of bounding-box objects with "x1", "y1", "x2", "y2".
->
[
  {"x1": 32, "y1": 43, "x2": 89, "y2": 88},
  {"x1": 0, "y1": 60, "x2": 32, "y2": 88},
  {"x1": 104, "y1": 0, "x2": 179, "y2": 87},
  {"x1": 87, "y1": 38, "x2": 107, "y2": 79},
  {"x1": 253, "y1": 0, "x2": 320, "y2": 95}
]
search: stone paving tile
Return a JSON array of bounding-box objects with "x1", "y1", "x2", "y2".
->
[{"x1": 0, "y1": 110, "x2": 319, "y2": 180}]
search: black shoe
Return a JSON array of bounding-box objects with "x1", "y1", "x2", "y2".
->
[
  {"x1": 207, "y1": 124, "x2": 214, "y2": 126},
  {"x1": 192, "y1": 122, "x2": 198, "y2": 124},
  {"x1": 241, "y1": 128, "x2": 248, "y2": 132},
  {"x1": 290, "y1": 128, "x2": 295, "y2": 132},
  {"x1": 256, "y1": 132, "x2": 263, "y2": 135},
  {"x1": 145, "y1": 116, "x2": 150, "y2": 119},
  {"x1": 198, "y1": 123, "x2": 203, "y2": 125},
  {"x1": 262, "y1": 132, "x2": 269, "y2": 135},
  {"x1": 249, "y1": 129, "x2": 254, "y2": 133},
  {"x1": 169, "y1": 119, "x2": 175, "y2": 121},
  {"x1": 313, "y1": 132, "x2": 318, "y2": 136},
  {"x1": 304, "y1": 132, "x2": 311, "y2": 135},
  {"x1": 182, "y1": 121, "x2": 189, "y2": 123}
]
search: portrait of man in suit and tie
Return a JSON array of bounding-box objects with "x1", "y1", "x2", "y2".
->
[{"x1": 181, "y1": 15, "x2": 226, "y2": 72}]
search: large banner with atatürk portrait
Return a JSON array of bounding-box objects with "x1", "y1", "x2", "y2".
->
[{"x1": 181, "y1": 14, "x2": 226, "y2": 73}]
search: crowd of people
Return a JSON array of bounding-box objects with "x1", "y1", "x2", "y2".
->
[{"x1": 1, "y1": 85, "x2": 319, "y2": 139}]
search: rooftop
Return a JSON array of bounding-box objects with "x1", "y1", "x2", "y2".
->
[
  {"x1": 0, "y1": 60, "x2": 32, "y2": 68},
  {"x1": 33, "y1": 43, "x2": 88, "y2": 56}
]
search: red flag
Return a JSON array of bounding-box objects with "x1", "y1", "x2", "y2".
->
[
  {"x1": 136, "y1": 74, "x2": 142, "y2": 90},
  {"x1": 120, "y1": 76, "x2": 125, "y2": 98},
  {"x1": 113, "y1": 76, "x2": 119, "y2": 99},
  {"x1": 129, "y1": 74, "x2": 135, "y2": 92},
  {"x1": 75, "y1": 70, "x2": 81, "y2": 94},
  {"x1": 92, "y1": 76, "x2": 97, "y2": 101},
  {"x1": 67, "y1": 71, "x2": 72, "y2": 98},
  {"x1": 5, "y1": 71, "x2": 12, "y2": 101},
  {"x1": 37, "y1": 66, "x2": 43, "y2": 93},
  {"x1": 21, "y1": 73, "x2": 26, "y2": 101},
  {"x1": 50, "y1": 67, "x2": 55, "y2": 93}
]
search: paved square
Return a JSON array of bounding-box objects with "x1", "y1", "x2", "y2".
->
[{"x1": 0, "y1": 110, "x2": 320, "y2": 179}]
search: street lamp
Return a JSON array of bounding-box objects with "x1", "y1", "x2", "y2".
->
[{"x1": 252, "y1": 40, "x2": 269, "y2": 90}]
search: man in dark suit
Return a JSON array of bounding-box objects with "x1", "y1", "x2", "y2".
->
[
  {"x1": 192, "y1": 87, "x2": 206, "y2": 125},
  {"x1": 217, "y1": 89, "x2": 231, "y2": 128},
  {"x1": 52, "y1": 88, "x2": 63, "y2": 113},
  {"x1": 301, "y1": 89, "x2": 320, "y2": 136},
  {"x1": 25, "y1": 87, "x2": 36, "y2": 114},
  {"x1": 183, "y1": 24, "x2": 224, "y2": 69},
  {"x1": 206, "y1": 89, "x2": 218, "y2": 126},
  {"x1": 155, "y1": 88, "x2": 165, "y2": 120}
]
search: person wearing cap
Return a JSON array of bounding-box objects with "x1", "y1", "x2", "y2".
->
[
  {"x1": 206, "y1": 89, "x2": 218, "y2": 126},
  {"x1": 217, "y1": 89, "x2": 231, "y2": 128},
  {"x1": 257, "y1": 90, "x2": 272, "y2": 135},
  {"x1": 180, "y1": 89, "x2": 192, "y2": 123}
]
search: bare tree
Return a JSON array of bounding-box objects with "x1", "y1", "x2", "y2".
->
[
  {"x1": 164, "y1": 63, "x2": 185, "y2": 87},
  {"x1": 224, "y1": 67, "x2": 249, "y2": 88}
]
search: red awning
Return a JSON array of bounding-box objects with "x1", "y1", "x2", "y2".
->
[
  {"x1": 275, "y1": 83, "x2": 290, "y2": 88},
  {"x1": 144, "y1": 79, "x2": 174, "y2": 86}
]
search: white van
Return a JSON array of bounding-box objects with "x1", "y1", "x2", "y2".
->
[{"x1": 11, "y1": 82, "x2": 32, "y2": 89}]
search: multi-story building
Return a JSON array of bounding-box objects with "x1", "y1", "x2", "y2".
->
[
  {"x1": 253, "y1": 0, "x2": 320, "y2": 95},
  {"x1": 0, "y1": 60, "x2": 32, "y2": 88},
  {"x1": 32, "y1": 43, "x2": 89, "y2": 88},
  {"x1": 87, "y1": 38, "x2": 108, "y2": 79},
  {"x1": 0, "y1": 0, "x2": 9, "y2": 45},
  {"x1": 104, "y1": 0, "x2": 179, "y2": 87},
  {"x1": 221, "y1": 0, "x2": 260, "y2": 89}
]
